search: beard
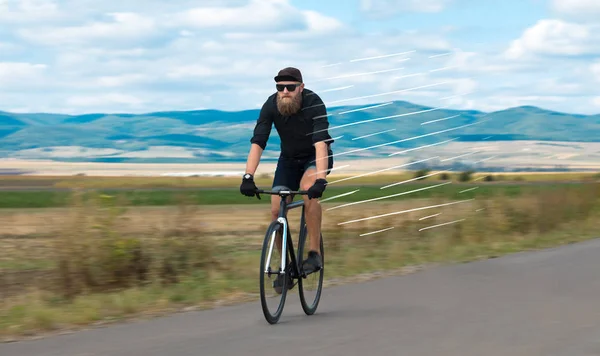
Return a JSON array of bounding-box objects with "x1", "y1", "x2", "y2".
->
[{"x1": 276, "y1": 92, "x2": 302, "y2": 116}]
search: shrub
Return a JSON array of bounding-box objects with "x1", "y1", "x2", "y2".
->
[
  {"x1": 414, "y1": 169, "x2": 431, "y2": 180},
  {"x1": 458, "y1": 170, "x2": 474, "y2": 182},
  {"x1": 439, "y1": 172, "x2": 450, "y2": 180}
]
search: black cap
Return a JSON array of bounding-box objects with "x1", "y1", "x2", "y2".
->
[{"x1": 274, "y1": 67, "x2": 303, "y2": 83}]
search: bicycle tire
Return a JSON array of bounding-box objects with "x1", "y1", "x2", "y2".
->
[
  {"x1": 259, "y1": 220, "x2": 289, "y2": 324},
  {"x1": 297, "y1": 224, "x2": 324, "y2": 316}
]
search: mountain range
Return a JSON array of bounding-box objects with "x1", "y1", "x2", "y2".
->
[{"x1": 1, "y1": 100, "x2": 599, "y2": 163}]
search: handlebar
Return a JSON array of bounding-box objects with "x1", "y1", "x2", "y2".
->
[{"x1": 256, "y1": 189, "x2": 309, "y2": 196}]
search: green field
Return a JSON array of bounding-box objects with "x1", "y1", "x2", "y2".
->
[
  {"x1": 1, "y1": 170, "x2": 599, "y2": 209},
  {"x1": 0, "y1": 182, "x2": 594, "y2": 209}
]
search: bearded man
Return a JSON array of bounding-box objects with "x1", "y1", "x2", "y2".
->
[{"x1": 239, "y1": 67, "x2": 334, "y2": 294}]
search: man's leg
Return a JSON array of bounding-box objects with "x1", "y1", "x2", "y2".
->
[
  {"x1": 300, "y1": 168, "x2": 322, "y2": 253},
  {"x1": 271, "y1": 193, "x2": 292, "y2": 255},
  {"x1": 270, "y1": 155, "x2": 301, "y2": 293},
  {"x1": 270, "y1": 157, "x2": 295, "y2": 257},
  {"x1": 299, "y1": 152, "x2": 332, "y2": 271},
  {"x1": 299, "y1": 169, "x2": 328, "y2": 272}
]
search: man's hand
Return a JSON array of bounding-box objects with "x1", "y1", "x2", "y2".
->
[
  {"x1": 307, "y1": 178, "x2": 327, "y2": 199},
  {"x1": 240, "y1": 173, "x2": 260, "y2": 199}
]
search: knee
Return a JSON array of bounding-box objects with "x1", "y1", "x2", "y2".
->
[
  {"x1": 271, "y1": 199, "x2": 280, "y2": 220},
  {"x1": 301, "y1": 180, "x2": 314, "y2": 192},
  {"x1": 303, "y1": 195, "x2": 320, "y2": 211},
  {"x1": 271, "y1": 207, "x2": 279, "y2": 220}
]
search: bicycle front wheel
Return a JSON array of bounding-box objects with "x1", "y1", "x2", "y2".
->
[
  {"x1": 259, "y1": 220, "x2": 289, "y2": 324},
  {"x1": 297, "y1": 224, "x2": 324, "y2": 316}
]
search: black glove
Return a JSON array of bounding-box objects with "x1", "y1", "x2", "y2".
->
[
  {"x1": 307, "y1": 178, "x2": 327, "y2": 199},
  {"x1": 240, "y1": 173, "x2": 260, "y2": 199}
]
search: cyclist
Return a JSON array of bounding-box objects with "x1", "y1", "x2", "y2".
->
[{"x1": 240, "y1": 66, "x2": 334, "y2": 294}]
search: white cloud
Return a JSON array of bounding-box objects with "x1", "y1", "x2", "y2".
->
[
  {"x1": 551, "y1": 0, "x2": 600, "y2": 22},
  {"x1": 0, "y1": 41, "x2": 18, "y2": 52},
  {"x1": 504, "y1": 19, "x2": 600, "y2": 59},
  {"x1": 0, "y1": 0, "x2": 63, "y2": 23},
  {"x1": 360, "y1": 0, "x2": 453, "y2": 16},
  {"x1": 446, "y1": 49, "x2": 538, "y2": 74},
  {"x1": 18, "y1": 12, "x2": 158, "y2": 47},
  {"x1": 302, "y1": 10, "x2": 345, "y2": 32},
  {"x1": 96, "y1": 74, "x2": 151, "y2": 88},
  {"x1": 172, "y1": 0, "x2": 308, "y2": 31},
  {"x1": 66, "y1": 93, "x2": 146, "y2": 110},
  {"x1": 0, "y1": 62, "x2": 47, "y2": 86},
  {"x1": 166, "y1": 64, "x2": 214, "y2": 79},
  {"x1": 475, "y1": 2, "x2": 599, "y2": 115},
  {"x1": 534, "y1": 78, "x2": 586, "y2": 96},
  {"x1": 591, "y1": 61, "x2": 600, "y2": 82}
]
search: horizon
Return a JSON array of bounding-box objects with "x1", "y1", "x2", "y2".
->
[
  {"x1": 2, "y1": 100, "x2": 599, "y2": 118},
  {"x1": 1, "y1": 1, "x2": 599, "y2": 115}
]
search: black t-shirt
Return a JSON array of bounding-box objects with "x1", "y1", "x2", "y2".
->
[{"x1": 250, "y1": 88, "x2": 334, "y2": 159}]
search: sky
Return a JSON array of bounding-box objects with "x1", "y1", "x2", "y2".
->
[{"x1": 1, "y1": 0, "x2": 599, "y2": 115}]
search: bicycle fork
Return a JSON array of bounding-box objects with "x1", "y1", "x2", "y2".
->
[{"x1": 264, "y1": 217, "x2": 288, "y2": 276}]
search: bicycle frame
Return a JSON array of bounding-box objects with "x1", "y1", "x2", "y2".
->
[
  {"x1": 262, "y1": 190, "x2": 306, "y2": 277},
  {"x1": 256, "y1": 186, "x2": 325, "y2": 323}
]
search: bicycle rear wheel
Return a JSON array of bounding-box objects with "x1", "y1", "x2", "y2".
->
[
  {"x1": 297, "y1": 224, "x2": 324, "y2": 316},
  {"x1": 259, "y1": 220, "x2": 290, "y2": 324}
]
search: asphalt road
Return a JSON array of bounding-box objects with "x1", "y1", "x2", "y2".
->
[{"x1": 2, "y1": 238, "x2": 600, "y2": 356}]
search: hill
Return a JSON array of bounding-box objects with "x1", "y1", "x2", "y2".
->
[{"x1": 0, "y1": 101, "x2": 599, "y2": 165}]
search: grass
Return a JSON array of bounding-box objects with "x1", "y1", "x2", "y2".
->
[
  {"x1": 1, "y1": 178, "x2": 599, "y2": 340},
  {"x1": 0, "y1": 179, "x2": 597, "y2": 209}
]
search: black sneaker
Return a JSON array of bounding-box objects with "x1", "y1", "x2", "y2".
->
[
  {"x1": 302, "y1": 250, "x2": 322, "y2": 275},
  {"x1": 273, "y1": 273, "x2": 294, "y2": 294}
]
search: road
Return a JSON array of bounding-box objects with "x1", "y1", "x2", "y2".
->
[{"x1": 2, "y1": 238, "x2": 600, "y2": 355}]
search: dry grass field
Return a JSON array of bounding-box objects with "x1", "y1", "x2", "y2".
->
[{"x1": 0, "y1": 169, "x2": 599, "y2": 340}]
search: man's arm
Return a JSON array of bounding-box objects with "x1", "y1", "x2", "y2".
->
[
  {"x1": 245, "y1": 143, "x2": 263, "y2": 176},
  {"x1": 313, "y1": 141, "x2": 328, "y2": 179},
  {"x1": 310, "y1": 95, "x2": 333, "y2": 179},
  {"x1": 246, "y1": 100, "x2": 273, "y2": 175}
]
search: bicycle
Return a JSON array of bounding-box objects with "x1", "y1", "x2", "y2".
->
[{"x1": 254, "y1": 186, "x2": 325, "y2": 324}]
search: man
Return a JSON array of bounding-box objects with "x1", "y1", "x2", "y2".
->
[{"x1": 239, "y1": 67, "x2": 334, "y2": 294}]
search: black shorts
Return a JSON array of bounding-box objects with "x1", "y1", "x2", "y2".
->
[{"x1": 271, "y1": 153, "x2": 334, "y2": 191}]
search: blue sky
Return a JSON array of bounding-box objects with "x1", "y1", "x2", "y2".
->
[{"x1": 1, "y1": 0, "x2": 599, "y2": 115}]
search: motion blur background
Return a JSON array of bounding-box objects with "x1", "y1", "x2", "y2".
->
[{"x1": 1, "y1": 0, "x2": 599, "y2": 340}]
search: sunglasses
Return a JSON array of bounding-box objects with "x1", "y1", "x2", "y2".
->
[{"x1": 276, "y1": 83, "x2": 300, "y2": 92}]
